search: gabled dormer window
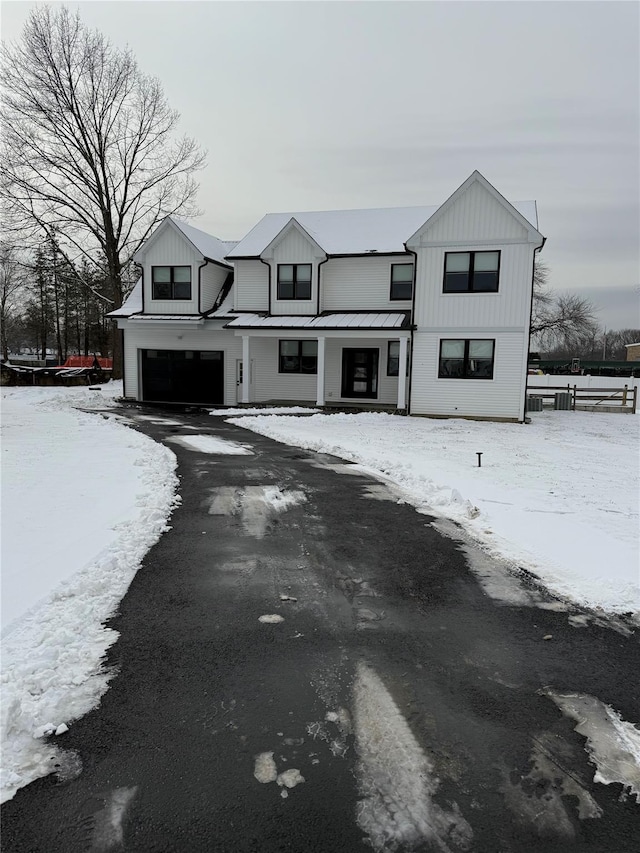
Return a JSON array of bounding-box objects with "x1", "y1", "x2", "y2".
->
[
  {"x1": 152, "y1": 266, "x2": 192, "y2": 300},
  {"x1": 443, "y1": 251, "x2": 500, "y2": 293},
  {"x1": 277, "y1": 264, "x2": 312, "y2": 300}
]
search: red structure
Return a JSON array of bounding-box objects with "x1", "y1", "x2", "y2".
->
[{"x1": 55, "y1": 355, "x2": 113, "y2": 370}]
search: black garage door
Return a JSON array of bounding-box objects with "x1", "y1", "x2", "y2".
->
[{"x1": 141, "y1": 350, "x2": 224, "y2": 405}]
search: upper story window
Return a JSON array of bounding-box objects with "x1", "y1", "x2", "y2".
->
[
  {"x1": 438, "y1": 339, "x2": 495, "y2": 379},
  {"x1": 152, "y1": 266, "x2": 192, "y2": 300},
  {"x1": 390, "y1": 264, "x2": 414, "y2": 300},
  {"x1": 443, "y1": 251, "x2": 500, "y2": 293},
  {"x1": 277, "y1": 264, "x2": 312, "y2": 300},
  {"x1": 279, "y1": 340, "x2": 317, "y2": 374}
]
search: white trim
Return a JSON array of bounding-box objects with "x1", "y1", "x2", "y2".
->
[{"x1": 316, "y1": 336, "x2": 326, "y2": 406}]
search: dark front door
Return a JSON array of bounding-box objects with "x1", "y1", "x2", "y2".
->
[
  {"x1": 341, "y1": 348, "x2": 379, "y2": 399},
  {"x1": 141, "y1": 350, "x2": 224, "y2": 405}
]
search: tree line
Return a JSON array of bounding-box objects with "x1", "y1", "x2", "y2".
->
[{"x1": 1, "y1": 7, "x2": 635, "y2": 374}]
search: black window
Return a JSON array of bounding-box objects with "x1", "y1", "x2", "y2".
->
[
  {"x1": 152, "y1": 266, "x2": 192, "y2": 300},
  {"x1": 277, "y1": 264, "x2": 312, "y2": 300},
  {"x1": 443, "y1": 251, "x2": 500, "y2": 293},
  {"x1": 387, "y1": 341, "x2": 410, "y2": 376},
  {"x1": 438, "y1": 339, "x2": 495, "y2": 379},
  {"x1": 390, "y1": 264, "x2": 413, "y2": 300},
  {"x1": 279, "y1": 340, "x2": 318, "y2": 373}
]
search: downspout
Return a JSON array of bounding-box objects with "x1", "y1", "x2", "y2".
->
[
  {"x1": 523, "y1": 236, "x2": 547, "y2": 423},
  {"x1": 260, "y1": 258, "x2": 272, "y2": 314},
  {"x1": 197, "y1": 258, "x2": 210, "y2": 315},
  {"x1": 317, "y1": 256, "x2": 329, "y2": 316},
  {"x1": 126, "y1": 261, "x2": 145, "y2": 401},
  {"x1": 404, "y1": 243, "x2": 418, "y2": 415}
]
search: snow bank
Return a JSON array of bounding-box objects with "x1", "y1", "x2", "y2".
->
[
  {"x1": 1, "y1": 384, "x2": 179, "y2": 802},
  {"x1": 228, "y1": 411, "x2": 639, "y2": 614}
]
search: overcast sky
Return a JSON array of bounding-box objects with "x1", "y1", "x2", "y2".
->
[{"x1": 2, "y1": 0, "x2": 639, "y2": 329}]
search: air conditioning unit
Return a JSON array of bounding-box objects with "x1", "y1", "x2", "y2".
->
[
  {"x1": 554, "y1": 392, "x2": 572, "y2": 410},
  {"x1": 526, "y1": 396, "x2": 543, "y2": 412}
]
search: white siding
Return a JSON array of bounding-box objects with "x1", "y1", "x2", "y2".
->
[
  {"x1": 268, "y1": 229, "x2": 323, "y2": 316},
  {"x1": 234, "y1": 260, "x2": 269, "y2": 311},
  {"x1": 142, "y1": 226, "x2": 201, "y2": 314},
  {"x1": 320, "y1": 255, "x2": 413, "y2": 312},
  {"x1": 416, "y1": 180, "x2": 529, "y2": 245},
  {"x1": 200, "y1": 264, "x2": 230, "y2": 313},
  {"x1": 246, "y1": 336, "x2": 404, "y2": 406},
  {"x1": 414, "y1": 243, "x2": 536, "y2": 330},
  {"x1": 410, "y1": 331, "x2": 528, "y2": 421},
  {"x1": 122, "y1": 324, "x2": 242, "y2": 406}
]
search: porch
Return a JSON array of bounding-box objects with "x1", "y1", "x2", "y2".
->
[{"x1": 225, "y1": 312, "x2": 411, "y2": 411}]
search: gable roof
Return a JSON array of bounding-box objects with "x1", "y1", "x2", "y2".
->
[
  {"x1": 171, "y1": 218, "x2": 238, "y2": 265},
  {"x1": 406, "y1": 170, "x2": 540, "y2": 246},
  {"x1": 134, "y1": 217, "x2": 237, "y2": 267},
  {"x1": 227, "y1": 175, "x2": 539, "y2": 259}
]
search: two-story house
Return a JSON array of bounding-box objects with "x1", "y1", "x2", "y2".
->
[{"x1": 110, "y1": 171, "x2": 544, "y2": 422}]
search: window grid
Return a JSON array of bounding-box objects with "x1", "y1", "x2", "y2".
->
[
  {"x1": 438, "y1": 339, "x2": 495, "y2": 380},
  {"x1": 443, "y1": 251, "x2": 500, "y2": 293},
  {"x1": 278, "y1": 340, "x2": 318, "y2": 374},
  {"x1": 277, "y1": 264, "x2": 312, "y2": 300},
  {"x1": 151, "y1": 266, "x2": 192, "y2": 300}
]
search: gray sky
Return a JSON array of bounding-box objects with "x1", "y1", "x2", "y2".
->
[{"x1": 2, "y1": 0, "x2": 639, "y2": 330}]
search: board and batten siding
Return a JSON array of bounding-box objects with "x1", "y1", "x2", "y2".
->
[
  {"x1": 410, "y1": 331, "x2": 528, "y2": 420},
  {"x1": 417, "y1": 180, "x2": 530, "y2": 245},
  {"x1": 122, "y1": 324, "x2": 242, "y2": 406},
  {"x1": 320, "y1": 255, "x2": 413, "y2": 312},
  {"x1": 413, "y1": 242, "x2": 536, "y2": 330},
  {"x1": 200, "y1": 263, "x2": 230, "y2": 313},
  {"x1": 142, "y1": 226, "x2": 201, "y2": 315},
  {"x1": 245, "y1": 336, "x2": 404, "y2": 406},
  {"x1": 268, "y1": 227, "x2": 324, "y2": 316},
  {"x1": 233, "y1": 260, "x2": 269, "y2": 311}
]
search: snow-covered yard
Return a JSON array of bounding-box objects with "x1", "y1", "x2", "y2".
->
[
  {"x1": 0, "y1": 384, "x2": 178, "y2": 803},
  {"x1": 228, "y1": 410, "x2": 640, "y2": 615}
]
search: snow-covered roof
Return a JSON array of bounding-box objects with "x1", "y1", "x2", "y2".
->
[
  {"x1": 170, "y1": 218, "x2": 237, "y2": 265},
  {"x1": 624, "y1": 342, "x2": 640, "y2": 347},
  {"x1": 127, "y1": 314, "x2": 204, "y2": 323},
  {"x1": 226, "y1": 200, "x2": 539, "y2": 259},
  {"x1": 225, "y1": 312, "x2": 409, "y2": 330},
  {"x1": 107, "y1": 278, "x2": 142, "y2": 318}
]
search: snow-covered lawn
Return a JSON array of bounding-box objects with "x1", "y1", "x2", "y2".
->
[
  {"x1": 228, "y1": 411, "x2": 640, "y2": 614},
  {"x1": 1, "y1": 383, "x2": 178, "y2": 803}
]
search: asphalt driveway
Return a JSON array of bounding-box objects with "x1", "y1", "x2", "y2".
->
[{"x1": 2, "y1": 406, "x2": 638, "y2": 853}]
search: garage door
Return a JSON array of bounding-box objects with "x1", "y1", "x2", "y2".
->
[{"x1": 141, "y1": 350, "x2": 224, "y2": 405}]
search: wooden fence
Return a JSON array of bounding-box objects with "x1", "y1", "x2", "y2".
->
[{"x1": 526, "y1": 383, "x2": 638, "y2": 414}]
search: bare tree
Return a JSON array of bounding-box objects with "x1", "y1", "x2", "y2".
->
[
  {"x1": 1, "y1": 6, "x2": 205, "y2": 376},
  {"x1": 0, "y1": 243, "x2": 27, "y2": 361},
  {"x1": 530, "y1": 259, "x2": 599, "y2": 353}
]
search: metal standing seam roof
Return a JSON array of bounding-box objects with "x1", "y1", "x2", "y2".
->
[
  {"x1": 224, "y1": 312, "x2": 409, "y2": 330},
  {"x1": 169, "y1": 218, "x2": 237, "y2": 265},
  {"x1": 127, "y1": 314, "x2": 204, "y2": 322}
]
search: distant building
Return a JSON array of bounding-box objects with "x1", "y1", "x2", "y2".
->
[{"x1": 625, "y1": 343, "x2": 640, "y2": 362}]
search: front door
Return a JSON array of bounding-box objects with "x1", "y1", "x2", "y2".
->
[{"x1": 341, "y1": 348, "x2": 379, "y2": 399}]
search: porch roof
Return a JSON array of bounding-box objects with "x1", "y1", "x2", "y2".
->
[{"x1": 225, "y1": 312, "x2": 410, "y2": 330}]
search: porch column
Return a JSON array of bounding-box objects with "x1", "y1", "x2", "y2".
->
[
  {"x1": 241, "y1": 335, "x2": 250, "y2": 404},
  {"x1": 397, "y1": 336, "x2": 408, "y2": 410},
  {"x1": 316, "y1": 335, "x2": 326, "y2": 407}
]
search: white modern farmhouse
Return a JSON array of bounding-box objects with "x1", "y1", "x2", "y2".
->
[{"x1": 110, "y1": 171, "x2": 544, "y2": 422}]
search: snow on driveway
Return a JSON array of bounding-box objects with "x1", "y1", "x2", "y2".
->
[
  {"x1": 228, "y1": 411, "x2": 640, "y2": 614},
  {"x1": 1, "y1": 384, "x2": 178, "y2": 802}
]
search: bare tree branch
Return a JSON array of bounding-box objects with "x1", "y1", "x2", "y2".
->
[{"x1": 1, "y1": 6, "x2": 206, "y2": 375}]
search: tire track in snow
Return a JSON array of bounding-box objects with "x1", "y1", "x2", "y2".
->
[{"x1": 352, "y1": 661, "x2": 473, "y2": 852}]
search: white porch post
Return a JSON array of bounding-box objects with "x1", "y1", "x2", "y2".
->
[
  {"x1": 241, "y1": 335, "x2": 250, "y2": 404},
  {"x1": 397, "y1": 336, "x2": 408, "y2": 410},
  {"x1": 316, "y1": 336, "x2": 326, "y2": 407}
]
